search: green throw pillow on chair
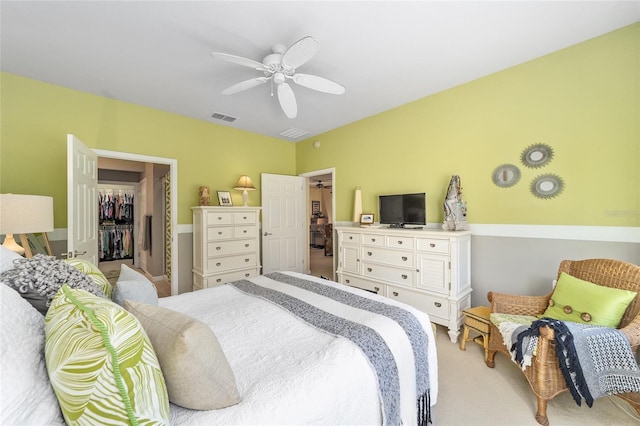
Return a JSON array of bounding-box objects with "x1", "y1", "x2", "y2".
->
[{"x1": 541, "y1": 272, "x2": 637, "y2": 327}]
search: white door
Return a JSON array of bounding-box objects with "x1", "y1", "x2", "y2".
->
[
  {"x1": 67, "y1": 134, "x2": 98, "y2": 264},
  {"x1": 261, "y1": 173, "x2": 306, "y2": 274}
]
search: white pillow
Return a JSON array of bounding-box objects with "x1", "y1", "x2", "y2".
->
[
  {"x1": 112, "y1": 264, "x2": 159, "y2": 307},
  {"x1": 0, "y1": 283, "x2": 64, "y2": 425},
  {"x1": 0, "y1": 245, "x2": 21, "y2": 273}
]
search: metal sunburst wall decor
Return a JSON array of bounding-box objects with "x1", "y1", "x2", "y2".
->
[
  {"x1": 521, "y1": 143, "x2": 554, "y2": 168},
  {"x1": 530, "y1": 173, "x2": 564, "y2": 199}
]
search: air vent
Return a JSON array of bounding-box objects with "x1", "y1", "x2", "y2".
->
[
  {"x1": 278, "y1": 128, "x2": 311, "y2": 139},
  {"x1": 211, "y1": 112, "x2": 237, "y2": 122}
]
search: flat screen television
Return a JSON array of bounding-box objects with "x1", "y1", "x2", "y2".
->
[{"x1": 379, "y1": 193, "x2": 426, "y2": 228}]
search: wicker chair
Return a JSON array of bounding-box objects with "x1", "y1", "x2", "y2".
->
[{"x1": 486, "y1": 258, "x2": 640, "y2": 425}]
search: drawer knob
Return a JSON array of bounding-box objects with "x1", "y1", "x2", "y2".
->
[
  {"x1": 216, "y1": 246, "x2": 221, "y2": 250},
  {"x1": 245, "y1": 258, "x2": 250, "y2": 262},
  {"x1": 367, "y1": 267, "x2": 372, "y2": 272},
  {"x1": 401, "y1": 274, "x2": 408, "y2": 279},
  {"x1": 349, "y1": 236, "x2": 353, "y2": 240},
  {"x1": 243, "y1": 230, "x2": 247, "y2": 233},
  {"x1": 243, "y1": 216, "x2": 247, "y2": 219},
  {"x1": 216, "y1": 262, "x2": 221, "y2": 266},
  {"x1": 217, "y1": 217, "x2": 222, "y2": 220},
  {"x1": 218, "y1": 231, "x2": 223, "y2": 235},
  {"x1": 401, "y1": 256, "x2": 408, "y2": 261},
  {"x1": 367, "y1": 251, "x2": 372, "y2": 256},
  {"x1": 245, "y1": 273, "x2": 250, "y2": 277},
  {"x1": 216, "y1": 278, "x2": 222, "y2": 283},
  {"x1": 371, "y1": 238, "x2": 376, "y2": 242},
  {"x1": 345, "y1": 279, "x2": 350, "y2": 284},
  {"x1": 392, "y1": 291, "x2": 399, "y2": 296},
  {"x1": 245, "y1": 243, "x2": 250, "y2": 247},
  {"x1": 374, "y1": 287, "x2": 380, "y2": 292},
  {"x1": 434, "y1": 302, "x2": 442, "y2": 307},
  {"x1": 398, "y1": 240, "x2": 403, "y2": 245},
  {"x1": 430, "y1": 243, "x2": 436, "y2": 248}
]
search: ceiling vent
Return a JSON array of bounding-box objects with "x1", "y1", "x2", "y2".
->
[
  {"x1": 211, "y1": 112, "x2": 237, "y2": 122},
  {"x1": 279, "y1": 127, "x2": 311, "y2": 140}
]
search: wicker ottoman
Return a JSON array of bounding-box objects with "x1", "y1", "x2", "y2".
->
[{"x1": 460, "y1": 306, "x2": 491, "y2": 362}]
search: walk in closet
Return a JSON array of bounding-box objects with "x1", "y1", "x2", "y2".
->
[{"x1": 98, "y1": 185, "x2": 135, "y2": 261}]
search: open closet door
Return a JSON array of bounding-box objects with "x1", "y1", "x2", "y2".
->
[
  {"x1": 261, "y1": 173, "x2": 306, "y2": 274},
  {"x1": 66, "y1": 134, "x2": 98, "y2": 264}
]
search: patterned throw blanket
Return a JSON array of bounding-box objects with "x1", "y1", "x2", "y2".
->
[
  {"x1": 229, "y1": 272, "x2": 431, "y2": 425},
  {"x1": 513, "y1": 318, "x2": 640, "y2": 407}
]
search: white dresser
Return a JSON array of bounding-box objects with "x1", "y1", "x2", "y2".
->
[
  {"x1": 191, "y1": 206, "x2": 261, "y2": 291},
  {"x1": 336, "y1": 226, "x2": 472, "y2": 343}
]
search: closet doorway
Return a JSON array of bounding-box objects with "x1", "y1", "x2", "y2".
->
[
  {"x1": 95, "y1": 150, "x2": 177, "y2": 296},
  {"x1": 301, "y1": 169, "x2": 335, "y2": 280}
]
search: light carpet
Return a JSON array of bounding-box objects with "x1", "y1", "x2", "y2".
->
[{"x1": 432, "y1": 325, "x2": 640, "y2": 425}]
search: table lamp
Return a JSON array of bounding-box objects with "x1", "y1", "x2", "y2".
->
[
  {"x1": 233, "y1": 175, "x2": 256, "y2": 206},
  {"x1": 0, "y1": 194, "x2": 54, "y2": 255}
]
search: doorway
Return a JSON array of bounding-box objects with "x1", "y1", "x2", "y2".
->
[
  {"x1": 301, "y1": 169, "x2": 335, "y2": 280},
  {"x1": 94, "y1": 149, "x2": 178, "y2": 296}
]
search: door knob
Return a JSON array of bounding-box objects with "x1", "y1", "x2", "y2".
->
[{"x1": 264, "y1": 232, "x2": 272, "y2": 236}]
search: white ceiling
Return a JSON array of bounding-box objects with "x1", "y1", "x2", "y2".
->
[{"x1": 1, "y1": 1, "x2": 638, "y2": 142}]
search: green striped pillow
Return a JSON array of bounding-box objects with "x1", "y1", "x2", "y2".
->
[
  {"x1": 65, "y1": 258, "x2": 113, "y2": 298},
  {"x1": 45, "y1": 285, "x2": 169, "y2": 425}
]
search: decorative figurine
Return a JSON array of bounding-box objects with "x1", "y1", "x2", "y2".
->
[
  {"x1": 199, "y1": 186, "x2": 210, "y2": 206},
  {"x1": 442, "y1": 175, "x2": 469, "y2": 231}
]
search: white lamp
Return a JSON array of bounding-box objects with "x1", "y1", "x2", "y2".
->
[
  {"x1": 233, "y1": 175, "x2": 256, "y2": 206},
  {"x1": 0, "y1": 194, "x2": 54, "y2": 255}
]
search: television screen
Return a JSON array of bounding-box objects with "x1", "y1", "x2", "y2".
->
[{"x1": 379, "y1": 193, "x2": 426, "y2": 226}]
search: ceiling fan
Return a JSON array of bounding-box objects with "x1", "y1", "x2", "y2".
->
[{"x1": 212, "y1": 36, "x2": 345, "y2": 119}]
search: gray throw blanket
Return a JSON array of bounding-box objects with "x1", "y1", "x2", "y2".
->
[
  {"x1": 230, "y1": 272, "x2": 431, "y2": 425},
  {"x1": 513, "y1": 318, "x2": 640, "y2": 407}
]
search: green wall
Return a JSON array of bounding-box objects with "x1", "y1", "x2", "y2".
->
[
  {"x1": 296, "y1": 23, "x2": 639, "y2": 227},
  {"x1": 0, "y1": 74, "x2": 295, "y2": 225},
  {"x1": 1, "y1": 24, "x2": 638, "y2": 229}
]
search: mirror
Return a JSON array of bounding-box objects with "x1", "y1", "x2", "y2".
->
[
  {"x1": 530, "y1": 174, "x2": 564, "y2": 199},
  {"x1": 521, "y1": 143, "x2": 554, "y2": 168},
  {"x1": 492, "y1": 164, "x2": 521, "y2": 188}
]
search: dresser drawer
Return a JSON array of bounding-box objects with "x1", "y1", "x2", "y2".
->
[
  {"x1": 207, "y1": 253, "x2": 258, "y2": 272},
  {"x1": 416, "y1": 238, "x2": 449, "y2": 254},
  {"x1": 362, "y1": 263, "x2": 415, "y2": 286},
  {"x1": 234, "y1": 225, "x2": 257, "y2": 239},
  {"x1": 207, "y1": 239, "x2": 257, "y2": 256},
  {"x1": 203, "y1": 268, "x2": 260, "y2": 288},
  {"x1": 340, "y1": 274, "x2": 384, "y2": 295},
  {"x1": 206, "y1": 211, "x2": 233, "y2": 225},
  {"x1": 362, "y1": 234, "x2": 385, "y2": 246},
  {"x1": 341, "y1": 232, "x2": 361, "y2": 244},
  {"x1": 207, "y1": 226, "x2": 233, "y2": 241},
  {"x1": 233, "y1": 211, "x2": 257, "y2": 224},
  {"x1": 361, "y1": 246, "x2": 414, "y2": 268},
  {"x1": 387, "y1": 285, "x2": 449, "y2": 321},
  {"x1": 386, "y1": 235, "x2": 415, "y2": 249}
]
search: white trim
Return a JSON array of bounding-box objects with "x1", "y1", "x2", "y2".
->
[{"x1": 54, "y1": 223, "x2": 640, "y2": 243}]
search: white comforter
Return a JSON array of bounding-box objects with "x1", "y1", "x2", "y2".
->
[{"x1": 161, "y1": 272, "x2": 438, "y2": 425}]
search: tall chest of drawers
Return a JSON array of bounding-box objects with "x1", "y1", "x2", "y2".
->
[
  {"x1": 336, "y1": 226, "x2": 471, "y2": 343},
  {"x1": 192, "y1": 206, "x2": 261, "y2": 291}
]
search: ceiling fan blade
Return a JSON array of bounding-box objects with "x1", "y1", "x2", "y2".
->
[
  {"x1": 211, "y1": 52, "x2": 266, "y2": 71},
  {"x1": 292, "y1": 73, "x2": 346, "y2": 95},
  {"x1": 222, "y1": 77, "x2": 269, "y2": 95},
  {"x1": 277, "y1": 83, "x2": 297, "y2": 118},
  {"x1": 281, "y1": 36, "x2": 319, "y2": 70}
]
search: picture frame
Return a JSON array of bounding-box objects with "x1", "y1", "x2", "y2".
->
[
  {"x1": 360, "y1": 213, "x2": 375, "y2": 225},
  {"x1": 217, "y1": 191, "x2": 233, "y2": 206},
  {"x1": 311, "y1": 200, "x2": 320, "y2": 215}
]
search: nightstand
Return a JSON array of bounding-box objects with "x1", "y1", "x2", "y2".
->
[{"x1": 460, "y1": 306, "x2": 491, "y2": 362}]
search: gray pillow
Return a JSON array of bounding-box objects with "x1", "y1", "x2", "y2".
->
[
  {"x1": 0, "y1": 254, "x2": 104, "y2": 315},
  {"x1": 124, "y1": 300, "x2": 242, "y2": 410},
  {"x1": 112, "y1": 264, "x2": 158, "y2": 307}
]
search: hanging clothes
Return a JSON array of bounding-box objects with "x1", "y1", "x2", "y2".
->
[{"x1": 98, "y1": 188, "x2": 134, "y2": 260}]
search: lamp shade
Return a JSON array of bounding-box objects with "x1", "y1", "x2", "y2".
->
[
  {"x1": 233, "y1": 175, "x2": 256, "y2": 191},
  {"x1": 0, "y1": 194, "x2": 54, "y2": 234}
]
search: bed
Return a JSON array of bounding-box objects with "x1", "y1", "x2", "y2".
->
[{"x1": 1, "y1": 249, "x2": 437, "y2": 426}]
